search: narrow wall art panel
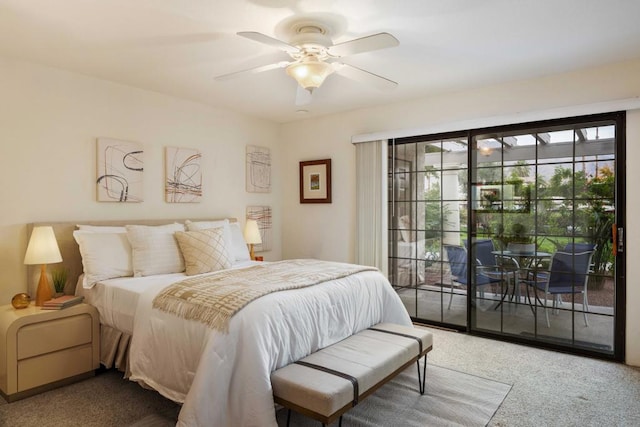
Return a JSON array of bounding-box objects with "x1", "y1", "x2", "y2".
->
[
  {"x1": 165, "y1": 147, "x2": 202, "y2": 203},
  {"x1": 246, "y1": 206, "x2": 272, "y2": 252},
  {"x1": 96, "y1": 138, "x2": 144, "y2": 202},
  {"x1": 246, "y1": 145, "x2": 271, "y2": 193}
]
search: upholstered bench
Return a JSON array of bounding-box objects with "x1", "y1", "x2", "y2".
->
[{"x1": 271, "y1": 323, "x2": 433, "y2": 427}]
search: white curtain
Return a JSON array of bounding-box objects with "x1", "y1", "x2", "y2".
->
[{"x1": 355, "y1": 139, "x2": 388, "y2": 276}]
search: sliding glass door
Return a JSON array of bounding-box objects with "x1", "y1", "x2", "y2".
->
[
  {"x1": 388, "y1": 112, "x2": 625, "y2": 361},
  {"x1": 389, "y1": 133, "x2": 470, "y2": 328}
]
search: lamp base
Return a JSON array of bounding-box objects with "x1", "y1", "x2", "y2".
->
[
  {"x1": 35, "y1": 264, "x2": 52, "y2": 306},
  {"x1": 249, "y1": 244, "x2": 255, "y2": 261}
]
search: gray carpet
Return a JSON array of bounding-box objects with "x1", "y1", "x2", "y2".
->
[
  {"x1": 0, "y1": 363, "x2": 511, "y2": 427},
  {"x1": 0, "y1": 369, "x2": 180, "y2": 427}
]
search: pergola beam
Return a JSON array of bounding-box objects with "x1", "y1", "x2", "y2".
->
[
  {"x1": 575, "y1": 128, "x2": 587, "y2": 142},
  {"x1": 535, "y1": 132, "x2": 551, "y2": 144}
]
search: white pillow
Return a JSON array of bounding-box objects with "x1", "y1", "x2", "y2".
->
[
  {"x1": 175, "y1": 228, "x2": 233, "y2": 275},
  {"x1": 229, "y1": 222, "x2": 251, "y2": 262},
  {"x1": 76, "y1": 225, "x2": 127, "y2": 233},
  {"x1": 126, "y1": 223, "x2": 185, "y2": 277},
  {"x1": 185, "y1": 219, "x2": 233, "y2": 252},
  {"x1": 73, "y1": 230, "x2": 133, "y2": 288}
]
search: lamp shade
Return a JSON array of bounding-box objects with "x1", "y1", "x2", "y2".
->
[
  {"x1": 286, "y1": 56, "x2": 334, "y2": 93},
  {"x1": 244, "y1": 220, "x2": 262, "y2": 245},
  {"x1": 24, "y1": 226, "x2": 63, "y2": 265}
]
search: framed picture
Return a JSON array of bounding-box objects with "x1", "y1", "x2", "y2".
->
[
  {"x1": 96, "y1": 138, "x2": 144, "y2": 202},
  {"x1": 246, "y1": 205, "x2": 273, "y2": 251},
  {"x1": 299, "y1": 159, "x2": 331, "y2": 203},
  {"x1": 165, "y1": 146, "x2": 202, "y2": 203},
  {"x1": 246, "y1": 145, "x2": 271, "y2": 193}
]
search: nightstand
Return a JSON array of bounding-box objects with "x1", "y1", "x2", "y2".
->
[{"x1": 0, "y1": 302, "x2": 100, "y2": 402}]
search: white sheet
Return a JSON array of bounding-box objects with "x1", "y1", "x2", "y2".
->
[
  {"x1": 77, "y1": 261, "x2": 257, "y2": 335},
  {"x1": 127, "y1": 266, "x2": 411, "y2": 427}
]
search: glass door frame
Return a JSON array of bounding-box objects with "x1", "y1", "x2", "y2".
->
[{"x1": 390, "y1": 111, "x2": 626, "y2": 362}]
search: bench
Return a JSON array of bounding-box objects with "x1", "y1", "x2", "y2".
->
[{"x1": 271, "y1": 323, "x2": 433, "y2": 426}]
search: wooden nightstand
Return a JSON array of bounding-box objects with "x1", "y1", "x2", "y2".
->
[{"x1": 0, "y1": 302, "x2": 100, "y2": 402}]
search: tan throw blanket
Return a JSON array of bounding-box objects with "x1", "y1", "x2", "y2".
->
[{"x1": 152, "y1": 259, "x2": 377, "y2": 332}]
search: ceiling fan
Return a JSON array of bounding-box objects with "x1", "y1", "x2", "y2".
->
[{"x1": 215, "y1": 21, "x2": 399, "y2": 101}]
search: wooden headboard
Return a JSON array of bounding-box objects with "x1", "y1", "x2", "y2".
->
[{"x1": 27, "y1": 218, "x2": 237, "y2": 296}]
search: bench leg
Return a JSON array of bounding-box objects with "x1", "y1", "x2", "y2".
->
[
  {"x1": 416, "y1": 354, "x2": 427, "y2": 395},
  {"x1": 286, "y1": 409, "x2": 291, "y2": 427},
  {"x1": 321, "y1": 415, "x2": 342, "y2": 427}
]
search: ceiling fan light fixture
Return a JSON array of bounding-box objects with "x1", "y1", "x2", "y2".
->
[{"x1": 286, "y1": 56, "x2": 333, "y2": 93}]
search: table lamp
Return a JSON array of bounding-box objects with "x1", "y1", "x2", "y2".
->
[
  {"x1": 24, "y1": 226, "x2": 63, "y2": 306},
  {"x1": 244, "y1": 219, "x2": 262, "y2": 261}
]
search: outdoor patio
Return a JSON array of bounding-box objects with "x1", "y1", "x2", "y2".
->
[{"x1": 396, "y1": 281, "x2": 615, "y2": 353}]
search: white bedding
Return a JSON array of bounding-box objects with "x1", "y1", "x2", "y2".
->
[
  {"x1": 125, "y1": 264, "x2": 411, "y2": 427},
  {"x1": 77, "y1": 261, "x2": 257, "y2": 335}
]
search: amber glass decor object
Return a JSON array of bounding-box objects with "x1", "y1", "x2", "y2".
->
[{"x1": 11, "y1": 293, "x2": 31, "y2": 309}]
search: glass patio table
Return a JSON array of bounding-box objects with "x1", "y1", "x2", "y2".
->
[{"x1": 490, "y1": 250, "x2": 552, "y2": 309}]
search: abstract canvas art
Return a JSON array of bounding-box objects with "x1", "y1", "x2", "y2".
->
[
  {"x1": 165, "y1": 147, "x2": 202, "y2": 203},
  {"x1": 96, "y1": 138, "x2": 144, "y2": 202},
  {"x1": 246, "y1": 206, "x2": 272, "y2": 252},
  {"x1": 246, "y1": 145, "x2": 271, "y2": 193}
]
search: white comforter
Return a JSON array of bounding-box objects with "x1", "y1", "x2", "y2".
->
[{"x1": 128, "y1": 266, "x2": 411, "y2": 427}]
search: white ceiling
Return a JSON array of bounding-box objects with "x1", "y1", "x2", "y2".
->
[{"x1": 2, "y1": 0, "x2": 640, "y2": 123}]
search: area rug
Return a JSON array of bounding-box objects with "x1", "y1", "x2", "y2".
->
[{"x1": 276, "y1": 363, "x2": 512, "y2": 427}]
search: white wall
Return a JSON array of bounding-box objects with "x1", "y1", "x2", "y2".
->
[
  {"x1": 625, "y1": 108, "x2": 640, "y2": 366},
  {"x1": 0, "y1": 57, "x2": 281, "y2": 303},
  {"x1": 280, "y1": 58, "x2": 640, "y2": 365}
]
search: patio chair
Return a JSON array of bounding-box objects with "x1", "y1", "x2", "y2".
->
[
  {"x1": 444, "y1": 244, "x2": 504, "y2": 309},
  {"x1": 467, "y1": 239, "x2": 497, "y2": 268},
  {"x1": 468, "y1": 239, "x2": 518, "y2": 307},
  {"x1": 563, "y1": 243, "x2": 597, "y2": 273},
  {"x1": 533, "y1": 243, "x2": 597, "y2": 283},
  {"x1": 524, "y1": 250, "x2": 594, "y2": 327},
  {"x1": 563, "y1": 243, "x2": 596, "y2": 252}
]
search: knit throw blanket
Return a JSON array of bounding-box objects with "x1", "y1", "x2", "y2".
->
[{"x1": 152, "y1": 259, "x2": 377, "y2": 332}]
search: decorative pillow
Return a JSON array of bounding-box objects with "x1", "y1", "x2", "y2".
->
[
  {"x1": 175, "y1": 228, "x2": 233, "y2": 276},
  {"x1": 185, "y1": 219, "x2": 233, "y2": 252},
  {"x1": 126, "y1": 223, "x2": 185, "y2": 277},
  {"x1": 185, "y1": 219, "x2": 229, "y2": 230},
  {"x1": 73, "y1": 230, "x2": 133, "y2": 288},
  {"x1": 229, "y1": 222, "x2": 251, "y2": 262},
  {"x1": 76, "y1": 225, "x2": 127, "y2": 233}
]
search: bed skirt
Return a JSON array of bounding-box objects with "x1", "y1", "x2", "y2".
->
[{"x1": 101, "y1": 324, "x2": 132, "y2": 376}]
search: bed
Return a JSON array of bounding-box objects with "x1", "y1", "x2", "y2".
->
[{"x1": 27, "y1": 219, "x2": 412, "y2": 427}]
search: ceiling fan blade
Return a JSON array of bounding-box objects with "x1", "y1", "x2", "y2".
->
[
  {"x1": 215, "y1": 61, "x2": 290, "y2": 81},
  {"x1": 333, "y1": 63, "x2": 398, "y2": 90},
  {"x1": 295, "y1": 85, "x2": 313, "y2": 106},
  {"x1": 328, "y1": 32, "x2": 399, "y2": 57},
  {"x1": 237, "y1": 31, "x2": 300, "y2": 55}
]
